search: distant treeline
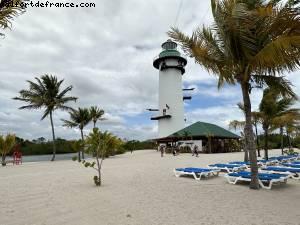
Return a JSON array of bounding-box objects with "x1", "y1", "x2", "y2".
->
[
  {"x1": 14, "y1": 137, "x2": 157, "y2": 156},
  {"x1": 257, "y1": 134, "x2": 300, "y2": 149}
]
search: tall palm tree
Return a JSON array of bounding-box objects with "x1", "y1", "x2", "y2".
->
[
  {"x1": 89, "y1": 106, "x2": 105, "y2": 128},
  {"x1": 168, "y1": 0, "x2": 300, "y2": 189},
  {"x1": 62, "y1": 107, "x2": 91, "y2": 161},
  {"x1": 14, "y1": 75, "x2": 77, "y2": 161},
  {"x1": 259, "y1": 87, "x2": 298, "y2": 159},
  {"x1": 0, "y1": 0, "x2": 24, "y2": 37}
]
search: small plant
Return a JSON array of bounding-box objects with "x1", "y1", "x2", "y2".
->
[
  {"x1": 76, "y1": 128, "x2": 121, "y2": 187},
  {"x1": 0, "y1": 134, "x2": 16, "y2": 166}
]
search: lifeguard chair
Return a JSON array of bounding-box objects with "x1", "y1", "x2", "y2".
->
[{"x1": 13, "y1": 144, "x2": 22, "y2": 165}]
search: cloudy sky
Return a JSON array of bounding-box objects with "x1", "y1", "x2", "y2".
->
[{"x1": 0, "y1": 0, "x2": 299, "y2": 141}]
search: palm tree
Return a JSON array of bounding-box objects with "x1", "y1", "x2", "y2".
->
[
  {"x1": 62, "y1": 107, "x2": 91, "y2": 161},
  {"x1": 0, "y1": 133, "x2": 16, "y2": 166},
  {"x1": 272, "y1": 111, "x2": 300, "y2": 154},
  {"x1": 14, "y1": 75, "x2": 77, "y2": 161},
  {"x1": 0, "y1": 0, "x2": 24, "y2": 37},
  {"x1": 259, "y1": 87, "x2": 298, "y2": 159},
  {"x1": 89, "y1": 106, "x2": 105, "y2": 128},
  {"x1": 168, "y1": 0, "x2": 300, "y2": 189}
]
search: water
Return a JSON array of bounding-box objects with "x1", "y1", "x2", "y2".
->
[{"x1": 6, "y1": 153, "x2": 79, "y2": 163}]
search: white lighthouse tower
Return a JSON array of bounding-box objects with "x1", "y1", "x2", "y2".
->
[{"x1": 151, "y1": 39, "x2": 187, "y2": 138}]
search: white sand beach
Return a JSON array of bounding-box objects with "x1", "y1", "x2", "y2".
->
[{"x1": 1, "y1": 149, "x2": 300, "y2": 225}]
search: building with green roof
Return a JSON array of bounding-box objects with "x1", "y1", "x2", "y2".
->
[{"x1": 156, "y1": 121, "x2": 240, "y2": 153}]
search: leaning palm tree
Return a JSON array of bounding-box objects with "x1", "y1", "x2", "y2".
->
[
  {"x1": 169, "y1": 0, "x2": 300, "y2": 189},
  {"x1": 14, "y1": 75, "x2": 77, "y2": 161},
  {"x1": 62, "y1": 107, "x2": 91, "y2": 161},
  {"x1": 0, "y1": 0, "x2": 24, "y2": 37},
  {"x1": 89, "y1": 106, "x2": 105, "y2": 128},
  {"x1": 259, "y1": 87, "x2": 298, "y2": 159}
]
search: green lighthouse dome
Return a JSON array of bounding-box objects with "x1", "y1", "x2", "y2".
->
[{"x1": 153, "y1": 39, "x2": 187, "y2": 74}]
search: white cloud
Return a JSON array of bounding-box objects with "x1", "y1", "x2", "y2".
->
[{"x1": 1, "y1": 0, "x2": 299, "y2": 141}]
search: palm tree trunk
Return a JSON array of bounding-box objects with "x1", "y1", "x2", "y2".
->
[
  {"x1": 1, "y1": 154, "x2": 6, "y2": 166},
  {"x1": 93, "y1": 120, "x2": 96, "y2": 129},
  {"x1": 254, "y1": 122, "x2": 260, "y2": 157},
  {"x1": 287, "y1": 129, "x2": 292, "y2": 150},
  {"x1": 95, "y1": 151, "x2": 101, "y2": 186},
  {"x1": 50, "y1": 111, "x2": 56, "y2": 161},
  {"x1": 241, "y1": 82, "x2": 259, "y2": 189},
  {"x1": 263, "y1": 126, "x2": 269, "y2": 160},
  {"x1": 80, "y1": 129, "x2": 85, "y2": 159},
  {"x1": 280, "y1": 126, "x2": 284, "y2": 155},
  {"x1": 208, "y1": 136, "x2": 212, "y2": 153},
  {"x1": 243, "y1": 131, "x2": 249, "y2": 162}
]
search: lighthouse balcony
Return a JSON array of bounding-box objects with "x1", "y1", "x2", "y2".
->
[{"x1": 150, "y1": 114, "x2": 172, "y2": 120}]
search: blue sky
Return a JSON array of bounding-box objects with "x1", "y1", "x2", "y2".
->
[{"x1": 0, "y1": 0, "x2": 299, "y2": 141}]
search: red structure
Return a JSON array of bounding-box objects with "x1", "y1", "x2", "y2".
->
[{"x1": 13, "y1": 144, "x2": 22, "y2": 165}]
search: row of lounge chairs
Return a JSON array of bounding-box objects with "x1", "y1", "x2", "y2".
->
[{"x1": 174, "y1": 154, "x2": 300, "y2": 189}]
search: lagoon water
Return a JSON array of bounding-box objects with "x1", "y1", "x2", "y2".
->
[{"x1": 6, "y1": 153, "x2": 78, "y2": 162}]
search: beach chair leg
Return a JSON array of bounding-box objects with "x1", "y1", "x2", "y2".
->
[
  {"x1": 226, "y1": 176, "x2": 238, "y2": 185},
  {"x1": 174, "y1": 170, "x2": 181, "y2": 178},
  {"x1": 193, "y1": 172, "x2": 201, "y2": 180},
  {"x1": 258, "y1": 179, "x2": 271, "y2": 190}
]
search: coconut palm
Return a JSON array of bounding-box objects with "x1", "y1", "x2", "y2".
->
[
  {"x1": 89, "y1": 106, "x2": 105, "y2": 128},
  {"x1": 0, "y1": 0, "x2": 24, "y2": 37},
  {"x1": 62, "y1": 107, "x2": 91, "y2": 161},
  {"x1": 259, "y1": 87, "x2": 298, "y2": 159},
  {"x1": 14, "y1": 75, "x2": 77, "y2": 161},
  {"x1": 168, "y1": 0, "x2": 300, "y2": 189},
  {"x1": 272, "y1": 111, "x2": 300, "y2": 154},
  {"x1": 0, "y1": 133, "x2": 16, "y2": 166}
]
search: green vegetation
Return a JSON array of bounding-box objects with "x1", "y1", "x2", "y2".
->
[
  {"x1": 16, "y1": 137, "x2": 77, "y2": 156},
  {"x1": 169, "y1": 0, "x2": 300, "y2": 189},
  {"x1": 89, "y1": 106, "x2": 105, "y2": 128},
  {"x1": 0, "y1": 0, "x2": 25, "y2": 37},
  {"x1": 14, "y1": 75, "x2": 77, "y2": 161},
  {"x1": 0, "y1": 133, "x2": 16, "y2": 166},
  {"x1": 62, "y1": 107, "x2": 91, "y2": 161},
  {"x1": 259, "y1": 87, "x2": 299, "y2": 159},
  {"x1": 74, "y1": 128, "x2": 124, "y2": 186}
]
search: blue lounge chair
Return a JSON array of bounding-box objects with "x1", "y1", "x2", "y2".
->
[
  {"x1": 261, "y1": 166, "x2": 300, "y2": 180},
  {"x1": 174, "y1": 167, "x2": 220, "y2": 180},
  {"x1": 257, "y1": 159, "x2": 278, "y2": 166},
  {"x1": 269, "y1": 155, "x2": 297, "y2": 163},
  {"x1": 208, "y1": 163, "x2": 247, "y2": 173},
  {"x1": 282, "y1": 163, "x2": 300, "y2": 168},
  {"x1": 229, "y1": 161, "x2": 264, "y2": 167},
  {"x1": 225, "y1": 171, "x2": 289, "y2": 189}
]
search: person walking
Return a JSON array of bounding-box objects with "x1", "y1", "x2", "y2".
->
[
  {"x1": 193, "y1": 145, "x2": 199, "y2": 157},
  {"x1": 160, "y1": 145, "x2": 165, "y2": 157}
]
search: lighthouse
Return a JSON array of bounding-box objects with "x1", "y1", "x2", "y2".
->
[{"x1": 151, "y1": 39, "x2": 187, "y2": 138}]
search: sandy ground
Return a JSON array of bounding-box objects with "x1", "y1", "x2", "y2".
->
[{"x1": 1, "y1": 149, "x2": 300, "y2": 225}]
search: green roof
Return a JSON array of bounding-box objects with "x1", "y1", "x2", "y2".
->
[{"x1": 168, "y1": 121, "x2": 240, "y2": 139}]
